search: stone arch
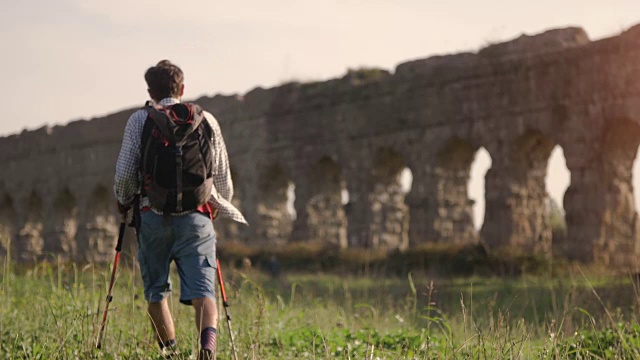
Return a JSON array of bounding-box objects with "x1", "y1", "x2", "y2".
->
[
  {"x1": 76, "y1": 184, "x2": 118, "y2": 262},
  {"x1": 424, "y1": 138, "x2": 478, "y2": 245},
  {"x1": 341, "y1": 187, "x2": 350, "y2": 205},
  {"x1": 43, "y1": 187, "x2": 78, "y2": 260},
  {"x1": 468, "y1": 147, "x2": 492, "y2": 231},
  {"x1": 256, "y1": 164, "x2": 294, "y2": 245},
  {"x1": 546, "y1": 145, "x2": 571, "y2": 256},
  {"x1": 400, "y1": 168, "x2": 413, "y2": 194},
  {"x1": 0, "y1": 193, "x2": 16, "y2": 259},
  {"x1": 17, "y1": 190, "x2": 45, "y2": 261},
  {"x1": 483, "y1": 129, "x2": 556, "y2": 256},
  {"x1": 367, "y1": 148, "x2": 411, "y2": 250},
  {"x1": 286, "y1": 182, "x2": 296, "y2": 220},
  {"x1": 293, "y1": 156, "x2": 348, "y2": 248}
]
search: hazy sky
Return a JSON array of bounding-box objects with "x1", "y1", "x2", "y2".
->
[
  {"x1": 2, "y1": 0, "x2": 638, "y2": 136},
  {"x1": 2, "y1": 0, "x2": 639, "y2": 226}
]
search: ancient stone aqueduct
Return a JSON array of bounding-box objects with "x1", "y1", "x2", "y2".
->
[{"x1": 2, "y1": 25, "x2": 640, "y2": 268}]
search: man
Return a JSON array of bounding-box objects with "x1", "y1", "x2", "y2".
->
[{"x1": 114, "y1": 60, "x2": 247, "y2": 359}]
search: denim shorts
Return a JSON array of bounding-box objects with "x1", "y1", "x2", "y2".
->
[{"x1": 137, "y1": 211, "x2": 216, "y2": 305}]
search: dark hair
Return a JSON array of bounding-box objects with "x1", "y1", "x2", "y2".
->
[{"x1": 144, "y1": 60, "x2": 184, "y2": 101}]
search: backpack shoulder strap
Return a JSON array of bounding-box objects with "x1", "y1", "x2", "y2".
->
[
  {"x1": 195, "y1": 109, "x2": 215, "y2": 177},
  {"x1": 145, "y1": 103, "x2": 178, "y2": 144},
  {"x1": 187, "y1": 103, "x2": 206, "y2": 128},
  {"x1": 140, "y1": 115, "x2": 156, "y2": 173}
]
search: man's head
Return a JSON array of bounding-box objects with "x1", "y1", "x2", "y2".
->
[{"x1": 145, "y1": 60, "x2": 185, "y2": 102}]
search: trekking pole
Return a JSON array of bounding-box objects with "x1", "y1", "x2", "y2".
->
[
  {"x1": 96, "y1": 212, "x2": 128, "y2": 349},
  {"x1": 216, "y1": 259, "x2": 239, "y2": 360}
]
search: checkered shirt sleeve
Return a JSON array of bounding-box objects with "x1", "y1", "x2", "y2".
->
[
  {"x1": 114, "y1": 98, "x2": 247, "y2": 224},
  {"x1": 204, "y1": 112, "x2": 248, "y2": 224},
  {"x1": 114, "y1": 109, "x2": 144, "y2": 206}
]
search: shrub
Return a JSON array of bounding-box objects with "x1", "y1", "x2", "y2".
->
[{"x1": 217, "y1": 241, "x2": 553, "y2": 276}]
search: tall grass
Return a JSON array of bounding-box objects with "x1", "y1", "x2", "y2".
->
[{"x1": 1, "y1": 254, "x2": 640, "y2": 359}]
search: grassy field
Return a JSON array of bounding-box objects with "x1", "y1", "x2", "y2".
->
[{"x1": 2, "y1": 254, "x2": 640, "y2": 359}]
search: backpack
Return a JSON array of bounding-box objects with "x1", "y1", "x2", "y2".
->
[{"x1": 140, "y1": 102, "x2": 214, "y2": 213}]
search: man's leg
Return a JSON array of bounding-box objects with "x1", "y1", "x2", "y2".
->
[
  {"x1": 148, "y1": 298, "x2": 176, "y2": 346},
  {"x1": 193, "y1": 297, "x2": 218, "y2": 360},
  {"x1": 172, "y1": 213, "x2": 219, "y2": 359},
  {"x1": 192, "y1": 297, "x2": 218, "y2": 331},
  {"x1": 137, "y1": 211, "x2": 176, "y2": 351}
]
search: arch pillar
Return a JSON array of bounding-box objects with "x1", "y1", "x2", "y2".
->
[
  {"x1": 564, "y1": 121, "x2": 640, "y2": 267},
  {"x1": 343, "y1": 165, "x2": 374, "y2": 248},
  {"x1": 291, "y1": 158, "x2": 347, "y2": 248},
  {"x1": 254, "y1": 165, "x2": 294, "y2": 245},
  {"x1": 42, "y1": 188, "x2": 78, "y2": 260},
  {"x1": 406, "y1": 165, "x2": 430, "y2": 246},
  {"x1": 482, "y1": 131, "x2": 555, "y2": 256},
  {"x1": 15, "y1": 191, "x2": 45, "y2": 262},
  {"x1": 422, "y1": 139, "x2": 478, "y2": 245},
  {"x1": 345, "y1": 149, "x2": 409, "y2": 250}
]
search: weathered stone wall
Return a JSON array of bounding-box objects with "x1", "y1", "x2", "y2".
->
[{"x1": 2, "y1": 25, "x2": 640, "y2": 268}]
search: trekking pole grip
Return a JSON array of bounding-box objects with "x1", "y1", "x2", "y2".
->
[{"x1": 115, "y1": 212, "x2": 127, "y2": 252}]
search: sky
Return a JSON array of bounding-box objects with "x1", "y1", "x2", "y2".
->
[{"x1": 1, "y1": 0, "x2": 639, "y2": 227}]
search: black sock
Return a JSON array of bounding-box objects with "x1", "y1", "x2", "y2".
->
[
  {"x1": 158, "y1": 338, "x2": 177, "y2": 350},
  {"x1": 200, "y1": 327, "x2": 217, "y2": 353}
]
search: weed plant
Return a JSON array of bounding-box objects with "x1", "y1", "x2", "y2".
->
[{"x1": 1, "y1": 253, "x2": 640, "y2": 359}]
